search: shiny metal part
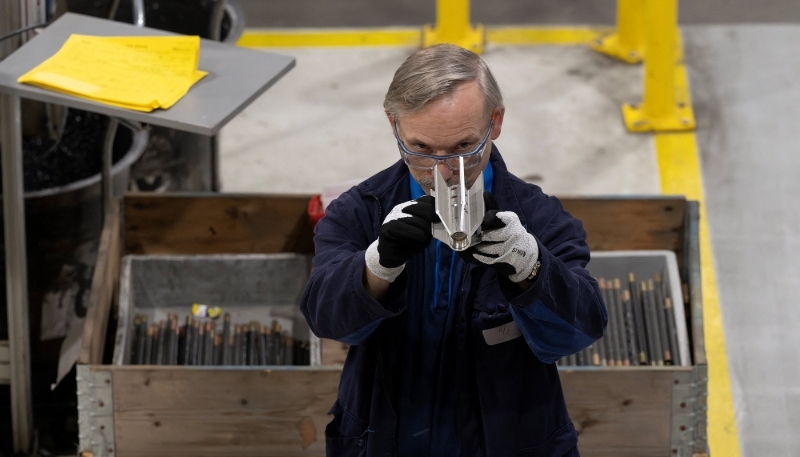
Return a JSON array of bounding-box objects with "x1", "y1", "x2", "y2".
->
[{"x1": 431, "y1": 157, "x2": 485, "y2": 251}]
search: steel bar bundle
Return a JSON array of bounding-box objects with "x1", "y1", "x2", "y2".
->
[
  {"x1": 129, "y1": 312, "x2": 311, "y2": 366},
  {"x1": 559, "y1": 271, "x2": 681, "y2": 367}
]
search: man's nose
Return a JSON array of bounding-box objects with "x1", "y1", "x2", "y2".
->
[{"x1": 436, "y1": 161, "x2": 454, "y2": 181}]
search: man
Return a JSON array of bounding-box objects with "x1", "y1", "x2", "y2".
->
[{"x1": 301, "y1": 44, "x2": 607, "y2": 456}]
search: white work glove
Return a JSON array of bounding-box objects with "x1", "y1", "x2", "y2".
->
[
  {"x1": 460, "y1": 193, "x2": 540, "y2": 283},
  {"x1": 365, "y1": 195, "x2": 440, "y2": 283}
]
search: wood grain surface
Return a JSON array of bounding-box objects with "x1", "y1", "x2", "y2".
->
[
  {"x1": 560, "y1": 368, "x2": 678, "y2": 456},
  {"x1": 79, "y1": 199, "x2": 121, "y2": 364},
  {"x1": 101, "y1": 365, "x2": 683, "y2": 457},
  {"x1": 562, "y1": 197, "x2": 686, "y2": 253},
  {"x1": 123, "y1": 193, "x2": 315, "y2": 256},
  {"x1": 108, "y1": 366, "x2": 341, "y2": 456},
  {"x1": 122, "y1": 194, "x2": 685, "y2": 256}
]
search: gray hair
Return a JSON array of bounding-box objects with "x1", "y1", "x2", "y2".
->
[{"x1": 384, "y1": 44, "x2": 503, "y2": 120}]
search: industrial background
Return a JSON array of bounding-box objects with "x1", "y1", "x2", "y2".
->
[{"x1": 1, "y1": 0, "x2": 797, "y2": 456}]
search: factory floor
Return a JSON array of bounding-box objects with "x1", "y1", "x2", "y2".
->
[
  {"x1": 219, "y1": 45, "x2": 657, "y2": 195},
  {"x1": 684, "y1": 25, "x2": 800, "y2": 456},
  {"x1": 237, "y1": 0, "x2": 800, "y2": 28},
  {"x1": 220, "y1": 23, "x2": 800, "y2": 457}
]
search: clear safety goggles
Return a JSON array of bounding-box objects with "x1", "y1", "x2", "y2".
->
[{"x1": 393, "y1": 120, "x2": 493, "y2": 171}]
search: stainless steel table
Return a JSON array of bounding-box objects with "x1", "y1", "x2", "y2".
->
[{"x1": 0, "y1": 12, "x2": 294, "y2": 452}]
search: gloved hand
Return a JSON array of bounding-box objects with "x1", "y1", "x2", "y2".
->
[
  {"x1": 365, "y1": 195, "x2": 440, "y2": 282},
  {"x1": 460, "y1": 193, "x2": 540, "y2": 283}
]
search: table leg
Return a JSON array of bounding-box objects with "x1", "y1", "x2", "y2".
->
[
  {"x1": 132, "y1": 0, "x2": 145, "y2": 27},
  {"x1": 1, "y1": 93, "x2": 34, "y2": 453},
  {"x1": 103, "y1": 118, "x2": 119, "y2": 219}
]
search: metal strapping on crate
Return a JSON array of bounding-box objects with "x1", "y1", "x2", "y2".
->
[
  {"x1": 693, "y1": 365, "x2": 710, "y2": 456},
  {"x1": 77, "y1": 365, "x2": 115, "y2": 457},
  {"x1": 670, "y1": 366, "x2": 709, "y2": 457}
]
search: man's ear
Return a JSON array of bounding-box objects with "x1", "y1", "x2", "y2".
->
[
  {"x1": 386, "y1": 112, "x2": 396, "y2": 134},
  {"x1": 491, "y1": 106, "x2": 505, "y2": 141}
]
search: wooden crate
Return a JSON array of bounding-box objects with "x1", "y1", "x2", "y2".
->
[{"x1": 78, "y1": 193, "x2": 707, "y2": 457}]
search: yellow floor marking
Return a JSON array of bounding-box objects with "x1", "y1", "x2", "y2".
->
[
  {"x1": 486, "y1": 26, "x2": 611, "y2": 45},
  {"x1": 656, "y1": 63, "x2": 742, "y2": 455},
  {"x1": 237, "y1": 28, "x2": 421, "y2": 48},
  {"x1": 237, "y1": 26, "x2": 611, "y2": 48}
]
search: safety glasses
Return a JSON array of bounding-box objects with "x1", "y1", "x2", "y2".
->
[{"x1": 393, "y1": 119, "x2": 493, "y2": 171}]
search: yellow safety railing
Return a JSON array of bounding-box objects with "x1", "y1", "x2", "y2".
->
[
  {"x1": 422, "y1": 0, "x2": 484, "y2": 53},
  {"x1": 238, "y1": 0, "x2": 692, "y2": 132},
  {"x1": 595, "y1": 0, "x2": 695, "y2": 132},
  {"x1": 592, "y1": 0, "x2": 645, "y2": 63}
]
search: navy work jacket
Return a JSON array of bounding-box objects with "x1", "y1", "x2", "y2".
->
[{"x1": 300, "y1": 147, "x2": 607, "y2": 457}]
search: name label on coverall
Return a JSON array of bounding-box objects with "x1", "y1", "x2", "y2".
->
[{"x1": 482, "y1": 321, "x2": 522, "y2": 346}]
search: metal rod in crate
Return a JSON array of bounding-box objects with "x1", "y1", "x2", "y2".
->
[
  {"x1": 621, "y1": 288, "x2": 639, "y2": 367},
  {"x1": 240, "y1": 324, "x2": 248, "y2": 365},
  {"x1": 205, "y1": 322, "x2": 215, "y2": 366},
  {"x1": 222, "y1": 314, "x2": 232, "y2": 365},
  {"x1": 259, "y1": 324, "x2": 268, "y2": 365},
  {"x1": 248, "y1": 322, "x2": 259, "y2": 366},
  {"x1": 653, "y1": 273, "x2": 673, "y2": 365},
  {"x1": 233, "y1": 325, "x2": 242, "y2": 365},
  {"x1": 198, "y1": 321, "x2": 207, "y2": 366},
  {"x1": 128, "y1": 313, "x2": 311, "y2": 366},
  {"x1": 133, "y1": 315, "x2": 147, "y2": 365},
  {"x1": 156, "y1": 321, "x2": 167, "y2": 365},
  {"x1": 612, "y1": 279, "x2": 631, "y2": 366},
  {"x1": 263, "y1": 324, "x2": 272, "y2": 365},
  {"x1": 170, "y1": 315, "x2": 179, "y2": 365},
  {"x1": 647, "y1": 280, "x2": 665, "y2": 366},
  {"x1": 189, "y1": 319, "x2": 201, "y2": 365},
  {"x1": 282, "y1": 332, "x2": 294, "y2": 365},
  {"x1": 272, "y1": 320, "x2": 282, "y2": 365},
  {"x1": 559, "y1": 270, "x2": 683, "y2": 367},
  {"x1": 601, "y1": 279, "x2": 621, "y2": 366},
  {"x1": 182, "y1": 316, "x2": 192, "y2": 365},
  {"x1": 143, "y1": 325, "x2": 154, "y2": 365},
  {"x1": 607, "y1": 279, "x2": 621, "y2": 366},
  {"x1": 664, "y1": 297, "x2": 681, "y2": 365},
  {"x1": 629, "y1": 273, "x2": 649, "y2": 365}
]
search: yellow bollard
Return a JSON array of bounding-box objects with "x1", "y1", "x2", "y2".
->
[
  {"x1": 622, "y1": 0, "x2": 695, "y2": 132},
  {"x1": 422, "y1": 0, "x2": 484, "y2": 53},
  {"x1": 592, "y1": 0, "x2": 645, "y2": 63}
]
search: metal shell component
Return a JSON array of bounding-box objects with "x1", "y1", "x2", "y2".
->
[{"x1": 431, "y1": 157, "x2": 485, "y2": 251}]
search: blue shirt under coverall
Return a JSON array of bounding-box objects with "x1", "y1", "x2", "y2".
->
[
  {"x1": 395, "y1": 163, "x2": 493, "y2": 455},
  {"x1": 333, "y1": 165, "x2": 496, "y2": 454}
]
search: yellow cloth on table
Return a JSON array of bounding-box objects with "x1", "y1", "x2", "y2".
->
[{"x1": 17, "y1": 34, "x2": 208, "y2": 112}]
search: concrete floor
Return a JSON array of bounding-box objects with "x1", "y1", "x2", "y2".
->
[
  {"x1": 219, "y1": 45, "x2": 658, "y2": 195},
  {"x1": 238, "y1": 0, "x2": 800, "y2": 28},
  {"x1": 685, "y1": 25, "x2": 800, "y2": 457}
]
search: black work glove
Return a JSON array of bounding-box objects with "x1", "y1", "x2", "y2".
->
[
  {"x1": 460, "y1": 192, "x2": 541, "y2": 283},
  {"x1": 365, "y1": 195, "x2": 440, "y2": 282}
]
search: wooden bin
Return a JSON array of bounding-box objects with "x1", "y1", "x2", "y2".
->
[{"x1": 78, "y1": 193, "x2": 707, "y2": 457}]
